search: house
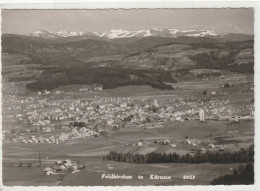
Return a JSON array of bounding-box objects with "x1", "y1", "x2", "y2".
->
[
  {"x1": 50, "y1": 136, "x2": 55, "y2": 143},
  {"x1": 55, "y1": 160, "x2": 63, "y2": 166},
  {"x1": 72, "y1": 165, "x2": 78, "y2": 170},
  {"x1": 87, "y1": 107, "x2": 94, "y2": 111},
  {"x1": 143, "y1": 104, "x2": 150, "y2": 109},
  {"x1": 107, "y1": 120, "x2": 114, "y2": 126},
  {"x1": 120, "y1": 103, "x2": 127, "y2": 108},
  {"x1": 44, "y1": 90, "x2": 50, "y2": 95},
  {"x1": 93, "y1": 84, "x2": 103, "y2": 91},
  {"x1": 175, "y1": 116, "x2": 182, "y2": 121},
  {"x1": 137, "y1": 142, "x2": 143, "y2": 147},
  {"x1": 63, "y1": 159, "x2": 72, "y2": 167},
  {"x1": 79, "y1": 87, "x2": 89, "y2": 92},
  {"x1": 201, "y1": 148, "x2": 206, "y2": 153},
  {"x1": 153, "y1": 99, "x2": 160, "y2": 108},
  {"x1": 58, "y1": 165, "x2": 66, "y2": 171},
  {"x1": 199, "y1": 109, "x2": 205, "y2": 121},
  {"x1": 162, "y1": 139, "x2": 171, "y2": 145},
  {"x1": 208, "y1": 143, "x2": 215, "y2": 148},
  {"x1": 99, "y1": 105, "x2": 106, "y2": 109},
  {"x1": 39, "y1": 136, "x2": 45, "y2": 143},
  {"x1": 186, "y1": 139, "x2": 192, "y2": 144},
  {"x1": 43, "y1": 167, "x2": 53, "y2": 175},
  {"x1": 42, "y1": 127, "x2": 52, "y2": 133},
  {"x1": 169, "y1": 144, "x2": 176, "y2": 148},
  {"x1": 55, "y1": 90, "x2": 62, "y2": 94}
]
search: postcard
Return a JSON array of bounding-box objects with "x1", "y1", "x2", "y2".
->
[{"x1": 0, "y1": 2, "x2": 258, "y2": 190}]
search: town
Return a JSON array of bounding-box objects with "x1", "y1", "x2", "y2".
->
[
  {"x1": 3, "y1": 84, "x2": 254, "y2": 146},
  {"x1": 1, "y1": 8, "x2": 255, "y2": 186}
]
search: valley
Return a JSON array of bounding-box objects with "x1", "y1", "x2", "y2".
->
[{"x1": 1, "y1": 28, "x2": 254, "y2": 186}]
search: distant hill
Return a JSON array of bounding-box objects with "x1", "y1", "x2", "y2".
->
[
  {"x1": 127, "y1": 36, "x2": 220, "y2": 51},
  {"x1": 210, "y1": 33, "x2": 254, "y2": 42},
  {"x1": 2, "y1": 31, "x2": 254, "y2": 92},
  {"x1": 2, "y1": 34, "x2": 129, "y2": 59},
  {"x1": 2, "y1": 32, "x2": 254, "y2": 74}
]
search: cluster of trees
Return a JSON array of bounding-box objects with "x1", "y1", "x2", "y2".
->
[
  {"x1": 223, "y1": 83, "x2": 230, "y2": 88},
  {"x1": 229, "y1": 62, "x2": 254, "y2": 74},
  {"x1": 189, "y1": 41, "x2": 254, "y2": 74},
  {"x1": 26, "y1": 67, "x2": 176, "y2": 91},
  {"x1": 72, "y1": 121, "x2": 87, "y2": 128},
  {"x1": 8, "y1": 76, "x2": 37, "y2": 82},
  {"x1": 173, "y1": 41, "x2": 254, "y2": 81},
  {"x1": 104, "y1": 145, "x2": 254, "y2": 164},
  {"x1": 190, "y1": 51, "x2": 235, "y2": 71},
  {"x1": 211, "y1": 163, "x2": 254, "y2": 185},
  {"x1": 193, "y1": 72, "x2": 221, "y2": 78}
]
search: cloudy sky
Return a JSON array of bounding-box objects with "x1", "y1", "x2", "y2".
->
[{"x1": 1, "y1": 9, "x2": 254, "y2": 35}]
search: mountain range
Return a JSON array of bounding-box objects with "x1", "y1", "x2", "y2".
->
[
  {"x1": 25, "y1": 29, "x2": 254, "y2": 46},
  {"x1": 2, "y1": 28, "x2": 254, "y2": 91},
  {"x1": 28, "y1": 28, "x2": 224, "y2": 39}
]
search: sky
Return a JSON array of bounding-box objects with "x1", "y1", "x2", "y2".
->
[{"x1": 1, "y1": 9, "x2": 254, "y2": 35}]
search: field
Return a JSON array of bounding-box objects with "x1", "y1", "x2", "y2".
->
[
  {"x1": 1, "y1": 33, "x2": 255, "y2": 186},
  {"x1": 3, "y1": 113, "x2": 254, "y2": 186},
  {"x1": 59, "y1": 162, "x2": 244, "y2": 186},
  {"x1": 3, "y1": 159, "x2": 244, "y2": 186}
]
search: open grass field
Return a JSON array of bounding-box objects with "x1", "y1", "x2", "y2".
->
[
  {"x1": 58, "y1": 161, "x2": 244, "y2": 186},
  {"x1": 2, "y1": 158, "x2": 245, "y2": 186},
  {"x1": 3, "y1": 117, "x2": 254, "y2": 186},
  {"x1": 3, "y1": 166, "x2": 60, "y2": 186}
]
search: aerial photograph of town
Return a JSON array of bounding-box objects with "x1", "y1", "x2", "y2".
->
[{"x1": 1, "y1": 8, "x2": 254, "y2": 186}]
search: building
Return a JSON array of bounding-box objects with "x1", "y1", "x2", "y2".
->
[
  {"x1": 43, "y1": 167, "x2": 53, "y2": 175},
  {"x1": 42, "y1": 127, "x2": 52, "y2": 133},
  {"x1": 201, "y1": 148, "x2": 206, "y2": 153},
  {"x1": 93, "y1": 84, "x2": 103, "y2": 91},
  {"x1": 63, "y1": 159, "x2": 72, "y2": 167},
  {"x1": 199, "y1": 109, "x2": 205, "y2": 121},
  {"x1": 208, "y1": 143, "x2": 215, "y2": 148},
  {"x1": 153, "y1": 98, "x2": 160, "y2": 108},
  {"x1": 169, "y1": 143, "x2": 176, "y2": 148}
]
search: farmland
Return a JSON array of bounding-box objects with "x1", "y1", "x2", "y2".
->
[{"x1": 1, "y1": 31, "x2": 254, "y2": 186}]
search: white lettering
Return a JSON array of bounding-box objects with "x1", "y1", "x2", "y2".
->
[
  {"x1": 150, "y1": 175, "x2": 171, "y2": 180},
  {"x1": 101, "y1": 174, "x2": 133, "y2": 180}
]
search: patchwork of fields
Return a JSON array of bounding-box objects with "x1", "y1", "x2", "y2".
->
[{"x1": 1, "y1": 31, "x2": 255, "y2": 186}]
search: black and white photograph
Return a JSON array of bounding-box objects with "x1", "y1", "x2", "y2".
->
[{"x1": 0, "y1": 6, "x2": 256, "y2": 187}]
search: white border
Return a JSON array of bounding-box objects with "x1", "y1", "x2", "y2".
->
[
  {"x1": 0, "y1": 1, "x2": 259, "y2": 191},
  {"x1": 0, "y1": 1, "x2": 259, "y2": 9}
]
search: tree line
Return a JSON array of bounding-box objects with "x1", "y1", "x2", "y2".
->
[
  {"x1": 104, "y1": 145, "x2": 254, "y2": 164},
  {"x1": 26, "y1": 67, "x2": 176, "y2": 91},
  {"x1": 211, "y1": 163, "x2": 254, "y2": 185}
]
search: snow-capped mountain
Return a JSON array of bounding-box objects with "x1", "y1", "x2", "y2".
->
[
  {"x1": 28, "y1": 29, "x2": 220, "y2": 39},
  {"x1": 30, "y1": 30, "x2": 92, "y2": 38},
  {"x1": 94, "y1": 29, "x2": 155, "y2": 39}
]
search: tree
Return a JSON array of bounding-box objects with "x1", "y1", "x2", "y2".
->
[{"x1": 211, "y1": 163, "x2": 254, "y2": 185}]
